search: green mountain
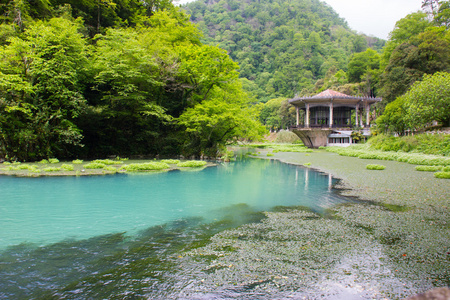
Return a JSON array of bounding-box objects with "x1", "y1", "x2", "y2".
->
[{"x1": 183, "y1": 0, "x2": 385, "y2": 101}]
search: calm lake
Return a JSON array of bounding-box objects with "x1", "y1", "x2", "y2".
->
[{"x1": 0, "y1": 158, "x2": 352, "y2": 298}]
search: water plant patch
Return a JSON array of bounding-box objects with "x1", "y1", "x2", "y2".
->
[
  {"x1": 177, "y1": 161, "x2": 208, "y2": 168},
  {"x1": 366, "y1": 164, "x2": 386, "y2": 170}
]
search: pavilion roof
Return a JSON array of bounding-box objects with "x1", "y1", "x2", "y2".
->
[{"x1": 289, "y1": 89, "x2": 382, "y2": 107}]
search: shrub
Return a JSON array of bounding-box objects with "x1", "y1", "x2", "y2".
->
[
  {"x1": 443, "y1": 166, "x2": 450, "y2": 172},
  {"x1": 123, "y1": 162, "x2": 170, "y2": 171},
  {"x1": 415, "y1": 166, "x2": 442, "y2": 172},
  {"x1": 161, "y1": 159, "x2": 181, "y2": 164},
  {"x1": 43, "y1": 167, "x2": 61, "y2": 172},
  {"x1": 84, "y1": 162, "x2": 106, "y2": 169},
  {"x1": 366, "y1": 164, "x2": 386, "y2": 170},
  {"x1": 49, "y1": 158, "x2": 59, "y2": 164},
  {"x1": 38, "y1": 159, "x2": 49, "y2": 164},
  {"x1": 61, "y1": 164, "x2": 74, "y2": 171},
  {"x1": 434, "y1": 171, "x2": 450, "y2": 179},
  {"x1": 177, "y1": 161, "x2": 207, "y2": 168},
  {"x1": 72, "y1": 159, "x2": 83, "y2": 164}
]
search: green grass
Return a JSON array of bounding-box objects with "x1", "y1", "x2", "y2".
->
[
  {"x1": 38, "y1": 159, "x2": 49, "y2": 164},
  {"x1": 84, "y1": 162, "x2": 106, "y2": 169},
  {"x1": 267, "y1": 153, "x2": 275, "y2": 157},
  {"x1": 43, "y1": 167, "x2": 61, "y2": 172},
  {"x1": 92, "y1": 159, "x2": 122, "y2": 165},
  {"x1": 49, "y1": 158, "x2": 59, "y2": 164},
  {"x1": 366, "y1": 164, "x2": 386, "y2": 170},
  {"x1": 122, "y1": 162, "x2": 170, "y2": 171},
  {"x1": 327, "y1": 145, "x2": 450, "y2": 166},
  {"x1": 415, "y1": 166, "x2": 442, "y2": 172},
  {"x1": 61, "y1": 164, "x2": 74, "y2": 171},
  {"x1": 161, "y1": 159, "x2": 181, "y2": 164},
  {"x1": 434, "y1": 171, "x2": 450, "y2": 179},
  {"x1": 177, "y1": 161, "x2": 207, "y2": 168},
  {"x1": 72, "y1": 159, "x2": 83, "y2": 164},
  {"x1": 368, "y1": 133, "x2": 450, "y2": 156}
]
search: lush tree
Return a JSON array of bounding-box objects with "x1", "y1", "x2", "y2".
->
[
  {"x1": 403, "y1": 72, "x2": 450, "y2": 129},
  {"x1": 259, "y1": 97, "x2": 297, "y2": 131},
  {"x1": 376, "y1": 97, "x2": 407, "y2": 135},
  {"x1": 178, "y1": 83, "x2": 265, "y2": 157},
  {"x1": 380, "y1": 27, "x2": 450, "y2": 104},
  {"x1": 0, "y1": 17, "x2": 88, "y2": 161}
]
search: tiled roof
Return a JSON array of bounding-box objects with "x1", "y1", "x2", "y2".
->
[{"x1": 313, "y1": 89, "x2": 350, "y2": 98}]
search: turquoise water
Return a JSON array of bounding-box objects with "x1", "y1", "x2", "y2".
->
[
  {"x1": 0, "y1": 158, "x2": 352, "y2": 298},
  {"x1": 0, "y1": 159, "x2": 340, "y2": 249}
]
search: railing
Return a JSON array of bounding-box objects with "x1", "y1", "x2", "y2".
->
[{"x1": 291, "y1": 124, "x2": 368, "y2": 130}]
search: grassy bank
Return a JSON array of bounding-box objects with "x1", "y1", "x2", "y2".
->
[
  {"x1": 0, "y1": 158, "x2": 210, "y2": 177},
  {"x1": 174, "y1": 147, "x2": 449, "y2": 299}
]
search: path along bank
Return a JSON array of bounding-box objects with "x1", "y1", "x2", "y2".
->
[{"x1": 174, "y1": 149, "x2": 449, "y2": 300}]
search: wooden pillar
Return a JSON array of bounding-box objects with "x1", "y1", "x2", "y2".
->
[
  {"x1": 329, "y1": 101, "x2": 333, "y2": 128},
  {"x1": 366, "y1": 103, "x2": 370, "y2": 127},
  {"x1": 305, "y1": 103, "x2": 310, "y2": 128},
  {"x1": 296, "y1": 106, "x2": 300, "y2": 126}
]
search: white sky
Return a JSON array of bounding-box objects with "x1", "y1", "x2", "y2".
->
[{"x1": 173, "y1": 0, "x2": 425, "y2": 40}]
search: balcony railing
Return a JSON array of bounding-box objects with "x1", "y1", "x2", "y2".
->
[{"x1": 290, "y1": 124, "x2": 368, "y2": 130}]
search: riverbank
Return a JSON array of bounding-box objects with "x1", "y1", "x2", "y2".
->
[{"x1": 173, "y1": 149, "x2": 449, "y2": 299}]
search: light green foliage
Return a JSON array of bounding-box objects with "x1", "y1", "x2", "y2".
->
[
  {"x1": 72, "y1": 159, "x2": 83, "y2": 164},
  {"x1": 366, "y1": 164, "x2": 386, "y2": 170},
  {"x1": 415, "y1": 166, "x2": 442, "y2": 172},
  {"x1": 61, "y1": 164, "x2": 74, "y2": 171},
  {"x1": 122, "y1": 162, "x2": 170, "y2": 171},
  {"x1": 369, "y1": 133, "x2": 450, "y2": 156},
  {"x1": 92, "y1": 159, "x2": 121, "y2": 165},
  {"x1": 403, "y1": 72, "x2": 450, "y2": 129},
  {"x1": 161, "y1": 159, "x2": 181, "y2": 164},
  {"x1": 178, "y1": 82, "x2": 265, "y2": 157},
  {"x1": 84, "y1": 162, "x2": 106, "y2": 169},
  {"x1": 434, "y1": 171, "x2": 450, "y2": 179},
  {"x1": 103, "y1": 166, "x2": 118, "y2": 173},
  {"x1": 43, "y1": 167, "x2": 61, "y2": 172},
  {"x1": 177, "y1": 161, "x2": 207, "y2": 168},
  {"x1": 0, "y1": 17, "x2": 87, "y2": 161},
  {"x1": 38, "y1": 159, "x2": 49, "y2": 164},
  {"x1": 267, "y1": 153, "x2": 274, "y2": 157},
  {"x1": 48, "y1": 158, "x2": 59, "y2": 164},
  {"x1": 327, "y1": 144, "x2": 450, "y2": 166}
]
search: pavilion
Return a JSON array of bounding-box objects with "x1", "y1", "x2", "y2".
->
[{"x1": 288, "y1": 89, "x2": 381, "y2": 148}]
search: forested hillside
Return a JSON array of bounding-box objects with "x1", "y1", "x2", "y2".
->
[
  {"x1": 0, "y1": 0, "x2": 265, "y2": 161},
  {"x1": 183, "y1": 0, "x2": 385, "y2": 101}
]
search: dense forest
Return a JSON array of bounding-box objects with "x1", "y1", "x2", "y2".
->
[
  {"x1": 0, "y1": 0, "x2": 449, "y2": 161},
  {"x1": 0, "y1": 0, "x2": 265, "y2": 161},
  {"x1": 184, "y1": 0, "x2": 385, "y2": 102},
  {"x1": 183, "y1": 0, "x2": 450, "y2": 132}
]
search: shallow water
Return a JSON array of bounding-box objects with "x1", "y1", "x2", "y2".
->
[{"x1": 0, "y1": 158, "x2": 352, "y2": 298}]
